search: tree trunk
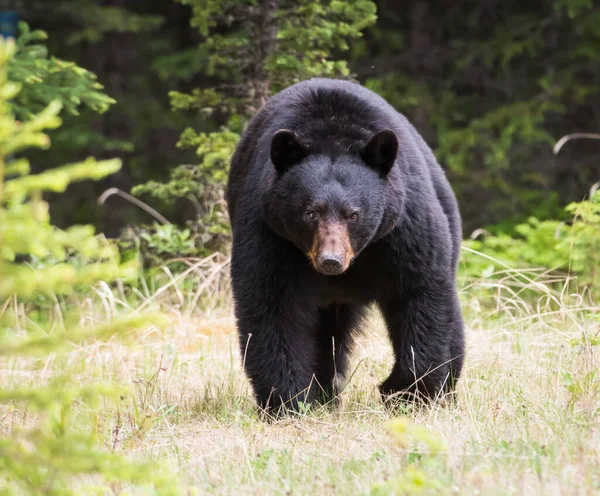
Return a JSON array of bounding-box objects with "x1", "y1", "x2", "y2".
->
[{"x1": 249, "y1": 0, "x2": 278, "y2": 112}]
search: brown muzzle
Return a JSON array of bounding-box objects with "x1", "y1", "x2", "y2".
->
[{"x1": 307, "y1": 221, "x2": 354, "y2": 275}]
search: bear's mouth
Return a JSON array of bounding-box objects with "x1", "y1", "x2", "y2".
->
[{"x1": 307, "y1": 222, "x2": 354, "y2": 275}]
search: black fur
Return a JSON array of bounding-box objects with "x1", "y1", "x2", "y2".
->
[{"x1": 227, "y1": 78, "x2": 465, "y2": 414}]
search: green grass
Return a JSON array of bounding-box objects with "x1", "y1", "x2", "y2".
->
[{"x1": 2, "y1": 257, "x2": 600, "y2": 495}]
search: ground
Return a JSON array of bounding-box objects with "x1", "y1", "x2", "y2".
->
[{"x1": 2, "y1": 259, "x2": 600, "y2": 495}]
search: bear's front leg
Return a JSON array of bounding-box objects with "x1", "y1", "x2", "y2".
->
[
  {"x1": 379, "y1": 281, "x2": 464, "y2": 405},
  {"x1": 237, "y1": 298, "x2": 321, "y2": 414},
  {"x1": 231, "y1": 224, "x2": 321, "y2": 415}
]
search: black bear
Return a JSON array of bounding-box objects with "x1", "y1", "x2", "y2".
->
[{"x1": 227, "y1": 78, "x2": 464, "y2": 413}]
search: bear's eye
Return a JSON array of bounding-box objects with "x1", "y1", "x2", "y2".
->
[
  {"x1": 305, "y1": 211, "x2": 317, "y2": 221},
  {"x1": 349, "y1": 212, "x2": 360, "y2": 221}
]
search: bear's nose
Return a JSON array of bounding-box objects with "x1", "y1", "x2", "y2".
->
[{"x1": 318, "y1": 253, "x2": 344, "y2": 275}]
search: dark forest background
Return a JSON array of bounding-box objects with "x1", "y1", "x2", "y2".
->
[{"x1": 8, "y1": 0, "x2": 600, "y2": 256}]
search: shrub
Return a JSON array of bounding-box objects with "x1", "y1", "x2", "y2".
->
[{"x1": 461, "y1": 187, "x2": 600, "y2": 292}]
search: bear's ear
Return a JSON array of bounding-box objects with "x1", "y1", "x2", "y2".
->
[
  {"x1": 270, "y1": 129, "x2": 307, "y2": 174},
  {"x1": 361, "y1": 129, "x2": 398, "y2": 177}
]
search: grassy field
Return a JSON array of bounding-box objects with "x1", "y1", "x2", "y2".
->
[{"x1": 3, "y1": 257, "x2": 600, "y2": 495}]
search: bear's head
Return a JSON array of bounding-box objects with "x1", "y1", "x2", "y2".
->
[{"x1": 264, "y1": 129, "x2": 400, "y2": 276}]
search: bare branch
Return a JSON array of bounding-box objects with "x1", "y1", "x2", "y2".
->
[
  {"x1": 98, "y1": 187, "x2": 171, "y2": 225},
  {"x1": 553, "y1": 133, "x2": 600, "y2": 155}
]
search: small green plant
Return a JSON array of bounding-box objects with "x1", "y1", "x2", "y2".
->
[
  {"x1": 371, "y1": 418, "x2": 447, "y2": 495},
  {"x1": 140, "y1": 223, "x2": 197, "y2": 258},
  {"x1": 0, "y1": 38, "x2": 180, "y2": 494},
  {"x1": 128, "y1": 223, "x2": 199, "y2": 266}
]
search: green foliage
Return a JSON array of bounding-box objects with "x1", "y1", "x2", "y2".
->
[
  {"x1": 0, "y1": 85, "x2": 130, "y2": 298},
  {"x1": 55, "y1": 1, "x2": 164, "y2": 44},
  {"x1": 370, "y1": 418, "x2": 447, "y2": 495},
  {"x1": 271, "y1": 0, "x2": 377, "y2": 82},
  {"x1": 171, "y1": 0, "x2": 376, "y2": 108},
  {"x1": 139, "y1": 223, "x2": 197, "y2": 257},
  {"x1": 132, "y1": 126, "x2": 237, "y2": 258},
  {"x1": 177, "y1": 0, "x2": 376, "y2": 88},
  {"x1": 133, "y1": 0, "x2": 377, "y2": 261},
  {"x1": 0, "y1": 38, "x2": 180, "y2": 494},
  {"x1": 554, "y1": 0, "x2": 594, "y2": 18},
  {"x1": 134, "y1": 126, "x2": 239, "y2": 203},
  {"x1": 119, "y1": 221, "x2": 222, "y2": 269},
  {"x1": 8, "y1": 22, "x2": 115, "y2": 120},
  {"x1": 462, "y1": 188, "x2": 600, "y2": 290}
]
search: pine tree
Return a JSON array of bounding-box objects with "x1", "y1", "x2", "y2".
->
[
  {"x1": 8, "y1": 22, "x2": 116, "y2": 120},
  {"x1": 0, "y1": 37, "x2": 180, "y2": 495}
]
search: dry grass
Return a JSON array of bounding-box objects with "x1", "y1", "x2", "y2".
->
[{"x1": 2, "y1": 255, "x2": 600, "y2": 495}]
